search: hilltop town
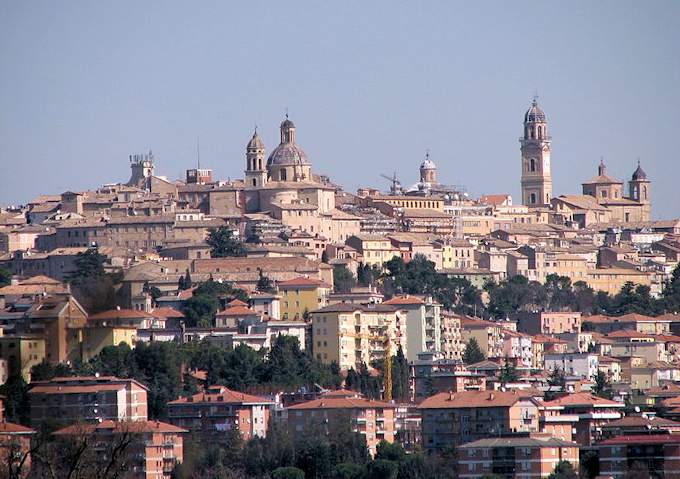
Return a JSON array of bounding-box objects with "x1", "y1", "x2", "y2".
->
[{"x1": 1, "y1": 101, "x2": 679, "y2": 479}]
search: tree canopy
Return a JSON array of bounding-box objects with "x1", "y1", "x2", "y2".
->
[
  {"x1": 207, "y1": 227, "x2": 247, "y2": 258},
  {"x1": 462, "y1": 337, "x2": 485, "y2": 364}
]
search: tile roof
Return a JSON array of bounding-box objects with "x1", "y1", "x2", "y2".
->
[
  {"x1": 287, "y1": 397, "x2": 394, "y2": 410},
  {"x1": 459, "y1": 436, "x2": 577, "y2": 449},
  {"x1": 168, "y1": 386, "x2": 272, "y2": 405},
  {"x1": 383, "y1": 295, "x2": 424, "y2": 306},
  {"x1": 150, "y1": 307, "x2": 185, "y2": 318},
  {"x1": 542, "y1": 392, "x2": 624, "y2": 408},
  {"x1": 602, "y1": 415, "x2": 680, "y2": 429},
  {"x1": 54, "y1": 420, "x2": 186, "y2": 435},
  {"x1": 0, "y1": 422, "x2": 35, "y2": 434},
  {"x1": 277, "y1": 277, "x2": 331, "y2": 288},
  {"x1": 89, "y1": 309, "x2": 153, "y2": 320},
  {"x1": 598, "y1": 434, "x2": 680, "y2": 446},
  {"x1": 419, "y1": 390, "x2": 532, "y2": 409}
]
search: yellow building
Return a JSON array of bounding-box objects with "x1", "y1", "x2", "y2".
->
[
  {"x1": 0, "y1": 335, "x2": 46, "y2": 381},
  {"x1": 310, "y1": 303, "x2": 406, "y2": 370},
  {"x1": 345, "y1": 235, "x2": 399, "y2": 267},
  {"x1": 278, "y1": 277, "x2": 331, "y2": 320},
  {"x1": 81, "y1": 325, "x2": 137, "y2": 362},
  {"x1": 440, "y1": 239, "x2": 475, "y2": 269},
  {"x1": 586, "y1": 268, "x2": 660, "y2": 296}
]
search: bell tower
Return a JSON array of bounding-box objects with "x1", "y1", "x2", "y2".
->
[
  {"x1": 629, "y1": 160, "x2": 651, "y2": 221},
  {"x1": 520, "y1": 97, "x2": 553, "y2": 206},
  {"x1": 245, "y1": 128, "x2": 267, "y2": 188}
]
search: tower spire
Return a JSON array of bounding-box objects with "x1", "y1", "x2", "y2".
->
[{"x1": 196, "y1": 136, "x2": 201, "y2": 169}]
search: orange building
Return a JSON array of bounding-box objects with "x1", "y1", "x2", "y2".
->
[
  {"x1": 28, "y1": 376, "x2": 148, "y2": 426},
  {"x1": 286, "y1": 393, "x2": 396, "y2": 455},
  {"x1": 458, "y1": 434, "x2": 579, "y2": 479},
  {"x1": 167, "y1": 385, "x2": 272, "y2": 440},
  {"x1": 599, "y1": 434, "x2": 680, "y2": 478},
  {"x1": 54, "y1": 420, "x2": 186, "y2": 479}
]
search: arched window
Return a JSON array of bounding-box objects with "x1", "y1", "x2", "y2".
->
[
  {"x1": 280, "y1": 169, "x2": 287, "y2": 181},
  {"x1": 530, "y1": 159, "x2": 536, "y2": 172},
  {"x1": 530, "y1": 193, "x2": 537, "y2": 204},
  {"x1": 252, "y1": 178, "x2": 257, "y2": 187},
  {"x1": 537, "y1": 125, "x2": 543, "y2": 138},
  {"x1": 643, "y1": 186, "x2": 648, "y2": 200}
]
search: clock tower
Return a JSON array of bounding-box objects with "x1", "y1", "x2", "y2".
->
[{"x1": 520, "y1": 97, "x2": 553, "y2": 206}]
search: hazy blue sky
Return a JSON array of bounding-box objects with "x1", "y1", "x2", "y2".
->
[{"x1": 1, "y1": 1, "x2": 679, "y2": 218}]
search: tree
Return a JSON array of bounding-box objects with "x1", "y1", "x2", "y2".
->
[
  {"x1": 272, "y1": 466, "x2": 305, "y2": 479},
  {"x1": 184, "y1": 268, "x2": 193, "y2": 288},
  {"x1": 65, "y1": 248, "x2": 118, "y2": 313},
  {"x1": 545, "y1": 274, "x2": 576, "y2": 311},
  {"x1": 0, "y1": 267, "x2": 11, "y2": 287},
  {"x1": 367, "y1": 459, "x2": 398, "y2": 479},
  {"x1": 207, "y1": 227, "x2": 246, "y2": 258},
  {"x1": 256, "y1": 269, "x2": 275, "y2": 293},
  {"x1": 547, "y1": 460, "x2": 578, "y2": 479},
  {"x1": 499, "y1": 359, "x2": 519, "y2": 384},
  {"x1": 390, "y1": 346, "x2": 410, "y2": 402},
  {"x1": 333, "y1": 265, "x2": 356, "y2": 293},
  {"x1": 546, "y1": 367, "x2": 566, "y2": 401},
  {"x1": 573, "y1": 281, "x2": 596, "y2": 314},
  {"x1": 663, "y1": 263, "x2": 680, "y2": 312},
  {"x1": 30, "y1": 361, "x2": 73, "y2": 382},
  {"x1": 0, "y1": 373, "x2": 30, "y2": 424},
  {"x1": 321, "y1": 250, "x2": 330, "y2": 264},
  {"x1": 462, "y1": 338, "x2": 485, "y2": 364},
  {"x1": 592, "y1": 370, "x2": 613, "y2": 399}
]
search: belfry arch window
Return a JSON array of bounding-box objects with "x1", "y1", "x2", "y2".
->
[
  {"x1": 643, "y1": 186, "x2": 648, "y2": 200},
  {"x1": 530, "y1": 193, "x2": 537, "y2": 204},
  {"x1": 537, "y1": 126, "x2": 543, "y2": 138},
  {"x1": 530, "y1": 159, "x2": 536, "y2": 172},
  {"x1": 252, "y1": 179, "x2": 257, "y2": 187}
]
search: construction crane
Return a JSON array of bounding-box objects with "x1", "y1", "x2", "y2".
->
[
  {"x1": 383, "y1": 330, "x2": 393, "y2": 402},
  {"x1": 380, "y1": 172, "x2": 403, "y2": 196}
]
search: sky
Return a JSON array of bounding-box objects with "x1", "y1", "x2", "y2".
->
[{"x1": 1, "y1": 1, "x2": 679, "y2": 218}]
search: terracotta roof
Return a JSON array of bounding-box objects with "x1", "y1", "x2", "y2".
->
[
  {"x1": 313, "y1": 303, "x2": 399, "y2": 314},
  {"x1": 0, "y1": 422, "x2": 35, "y2": 434},
  {"x1": 459, "y1": 436, "x2": 577, "y2": 449},
  {"x1": 277, "y1": 277, "x2": 331, "y2": 288},
  {"x1": 89, "y1": 309, "x2": 153, "y2": 320},
  {"x1": 227, "y1": 299, "x2": 248, "y2": 307},
  {"x1": 321, "y1": 388, "x2": 364, "y2": 398},
  {"x1": 479, "y1": 194, "x2": 511, "y2": 206},
  {"x1": 419, "y1": 390, "x2": 533, "y2": 409},
  {"x1": 216, "y1": 305, "x2": 259, "y2": 317},
  {"x1": 532, "y1": 334, "x2": 568, "y2": 344},
  {"x1": 288, "y1": 397, "x2": 394, "y2": 410},
  {"x1": 602, "y1": 416, "x2": 680, "y2": 429},
  {"x1": 543, "y1": 392, "x2": 624, "y2": 408},
  {"x1": 54, "y1": 420, "x2": 186, "y2": 435},
  {"x1": 383, "y1": 295, "x2": 424, "y2": 306},
  {"x1": 150, "y1": 307, "x2": 185, "y2": 318},
  {"x1": 19, "y1": 275, "x2": 62, "y2": 285},
  {"x1": 29, "y1": 384, "x2": 126, "y2": 394},
  {"x1": 598, "y1": 434, "x2": 680, "y2": 446},
  {"x1": 168, "y1": 386, "x2": 272, "y2": 405},
  {"x1": 606, "y1": 330, "x2": 654, "y2": 340}
]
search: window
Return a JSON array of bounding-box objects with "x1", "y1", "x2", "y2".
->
[{"x1": 530, "y1": 158, "x2": 536, "y2": 172}]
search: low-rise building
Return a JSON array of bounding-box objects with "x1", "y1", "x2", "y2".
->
[
  {"x1": 286, "y1": 394, "x2": 396, "y2": 455},
  {"x1": 28, "y1": 376, "x2": 149, "y2": 426},
  {"x1": 544, "y1": 352, "x2": 599, "y2": 380},
  {"x1": 517, "y1": 311, "x2": 581, "y2": 336},
  {"x1": 54, "y1": 420, "x2": 186, "y2": 479},
  {"x1": 458, "y1": 434, "x2": 579, "y2": 479},
  {"x1": 167, "y1": 386, "x2": 272, "y2": 440},
  {"x1": 599, "y1": 434, "x2": 680, "y2": 479},
  {"x1": 419, "y1": 390, "x2": 541, "y2": 450},
  {"x1": 278, "y1": 276, "x2": 331, "y2": 320}
]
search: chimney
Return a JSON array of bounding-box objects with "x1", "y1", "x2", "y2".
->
[
  {"x1": 448, "y1": 391, "x2": 455, "y2": 401},
  {"x1": 488, "y1": 393, "x2": 495, "y2": 401}
]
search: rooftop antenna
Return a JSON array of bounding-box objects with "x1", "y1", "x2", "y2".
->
[{"x1": 196, "y1": 136, "x2": 201, "y2": 169}]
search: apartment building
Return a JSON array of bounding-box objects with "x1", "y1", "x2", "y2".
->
[
  {"x1": 542, "y1": 392, "x2": 624, "y2": 446},
  {"x1": 460, "y1": 317, "x2": 503, "y2": 359},
  {"x1": 383, "y1": 295, "x2": 441, "y2": 362},
  {"x1": 345, "y1": 235, "x2": 399, "y2": 267},
  {"x1": 419, "y1": 390, "x2": 541, "y2": 450},
  {"x1": 517, "y1": 311, "x2": 581, "y2": 336},
  {"x1": 599, "y1": 434, "x2": 680, "y2": 478},
  {"x1": 28, "y1": 376, "x2": 149, "y2": 426},
  {"x1": 311, "y1": 303, "x2": 406, "y2": 370},
  {"x1": 458, "y1": 434, "x2": 579, "y2": 479},
  {"x1": 54, "y1": 420, "x2": 186, "y2": 479},
  {"x1": 278, "y1": 276, "x2": 331, "y2": 320},
  {"x1": 440, "y1": 311, "x2": 464, "y2": 361},
  {"x1": 286, "y1": 395, "x2": 396, "y2": 455},
  {"x1": 167, "y1": 386, "x2": 272, "y2": 440},
  {"x1": 0, "y1": 422, "x2": 35, "y2": 475},
  {"x1": 0, "y1": 334, "x2": 45, "y2": 380},
  {"x1": 544, "y1": 352, "x2": 599, "y2": 380}
]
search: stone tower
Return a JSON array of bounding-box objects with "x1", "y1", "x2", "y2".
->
[
  {"x1": 127, "y1": 150, "x2": 155, "y2": 190},
  {"x1": 419, "y1": 151, "x2": 437, "y2": 184},
  {"x1": 245, "y1": 128, "x2": 267, "y2": 188},
  {"x1": 628, "y1": 160, "x2": 651, "y2": 220},
  {"x1": 520, "y1": 98, "x2": 553, "y2": 206}
]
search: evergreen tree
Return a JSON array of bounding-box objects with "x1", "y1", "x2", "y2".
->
[
  {"x1": 333, "y1": 265, "x2": 356, "y2": 293},
  {"x1": 592, "y1": 370, "x2": 613, "y2": 399},
  {"x1": 0, "y1": 267, "x2": 11, "y2": 287},
  {"x1": 499, "y1": 359, "x2": 519, "y2": 384},
  {"x1": 546, "y1": 367, "x2": 566, "y2": 400},
  {"x1": 462, "y1": 337, "x2": 485, "y2": 364},
  {"x1": 321, "y1": 250, "x2": 330, "y2": 264},
  {"x1": 177, "y1": 274, "x2": 186, "y2": 291},
  {"x1": 65, "y1": 248, "x2": 117, "y2": 313},
  {"x1": 207, "y1": 226, "x2": 247, "y2": 258},
  {"x1": 547, "y1": 460, "x2": 578, "y2": 479},
  {"x1": 664, "y1": 263, "x2": 680, "y2": 312},
  {"x1": 184, "y1": 268, "x2": 193, "y2": 288},
  {"x1": 256, "y1": 269, "x2": 275, "y2": 293}
]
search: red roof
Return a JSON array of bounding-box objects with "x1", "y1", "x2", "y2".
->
[
  {"x1": 216, "y1": 305, "x2": 259, "y2": 317},
  {"x1": 599, "y1": 434, "x2": 680, "y2": 445},
  {"x1": 167, "y1": 386, "x2": 272, "y2": 405},
  {"x1": 150, "y1": 307, "x2": 185, "y2": 318},
  {"x1": 277, "y1": 277, "x2": 331, "y2": 288},
  {"x1": 54, "y1": 420, "x2": 186, "y2": 435},
  {"x1": 419, "y1": 390, "x2": 532, "y2": 409},
  {"x1": 288, "y1": 397, "x2": 394, "y2": 410},
  {"x1": 227, "y1": 299, "x2": 248, "y2": 307},
  {"x1": 543, "y1": 392, "x2": 624, "y2": 408},
  {"x1": 383, "y1": 295, "x2": 424, "y2": 306},
  {"x1": 0, "y1": 422, "x2": 35, "y2": 434}
]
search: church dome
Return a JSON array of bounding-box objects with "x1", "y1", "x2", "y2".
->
[
  {"x1": 280, "y1": 118, "x2": 295, "y2": 129},
  {"x1": 632, "y1": 162, "x2": 647, "y2": 181},
  {"x1": 247, "y1": 130, "x2": 264, "y2": 150},
  {"x1": 420, "y1": 158, "x2": 436, "y2": 170},
  {"x1": 525, "y1": 99, "x2": 546, "y2": 123},
  {"x1": 267, "y1": 143, "x2": 311, "y2": 167}
]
